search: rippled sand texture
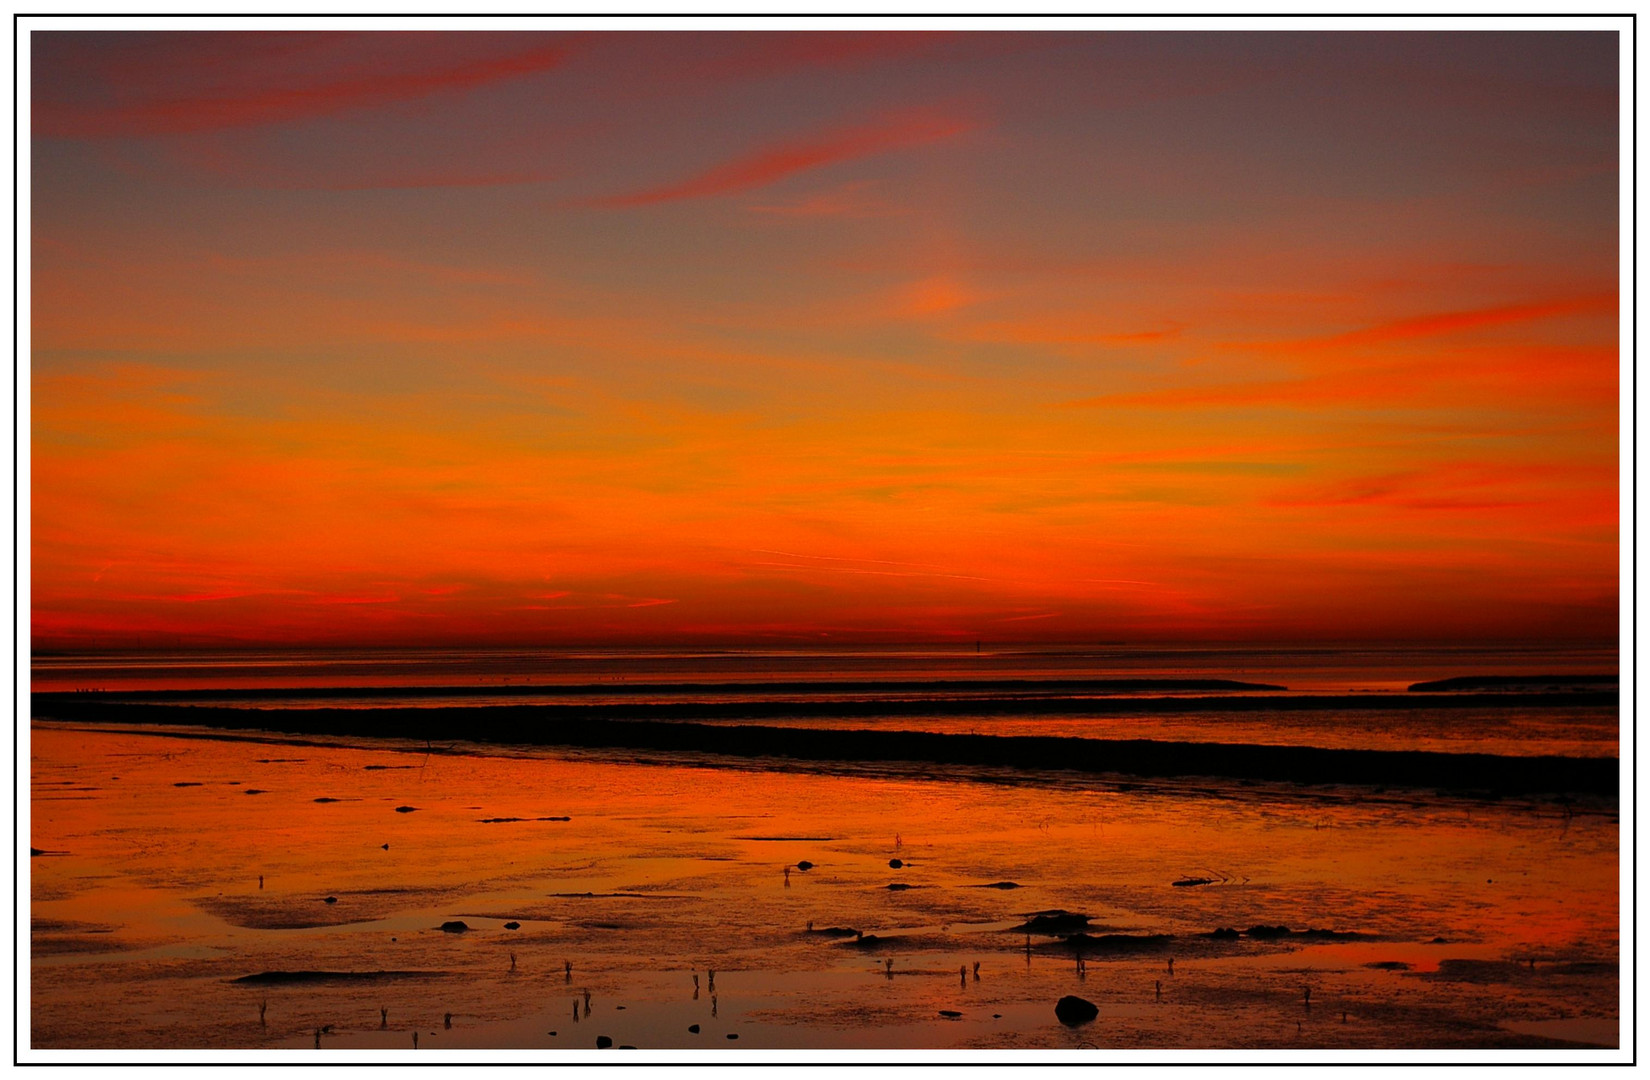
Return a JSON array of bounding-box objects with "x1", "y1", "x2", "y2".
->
[{"x1": 31, "y1": 724, "x2": 1617, "y2": 1050}]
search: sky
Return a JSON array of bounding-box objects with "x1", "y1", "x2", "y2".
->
[{"x1": 29, "y1": 30, "x2": 1620, "y2": 649}]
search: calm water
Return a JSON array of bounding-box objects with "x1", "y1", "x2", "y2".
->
[
  {"x1": 30, "y1": 643, "x2": 1620, "y2": 695},
  {"x1": 29, "y1": 724, "x2": 1619, "y2": 1052},
  {"x1": 28, "y1": 644, "x2": 1621, "y2": 1052}
]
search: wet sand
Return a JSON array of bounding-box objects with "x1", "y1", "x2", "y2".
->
[{"x1": 30, "y1": 722, "x2": 1618, "y2": 1052}]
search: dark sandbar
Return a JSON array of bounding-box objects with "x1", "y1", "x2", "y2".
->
[
  {"x1": 32, "y1": 698, "x2": 1618, "y2": 795},
  {"x1": 230, "y1": 970, "x2": 444, "y2": 985},
  {"x1": 1408, "y1": 674, "x2": 1616, "y2": 693}
]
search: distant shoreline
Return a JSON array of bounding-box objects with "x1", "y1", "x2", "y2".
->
[
  {"x1": 32, "y1": 677, "x2": 1292, "y2": 699},
  {"x1": 32, "y1": 687, "x2": 1618, "y2": 715},
  {"x1": 31, "y1": 697, "x2": 1618, "y2": 797}
]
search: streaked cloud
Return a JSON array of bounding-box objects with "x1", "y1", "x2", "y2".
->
[
  {"x1": 591, "y1": 108, "x2": 974, "y2": 207},
  {"x1": 35, "y1": 33, "x2": 575, "y2": 137}
]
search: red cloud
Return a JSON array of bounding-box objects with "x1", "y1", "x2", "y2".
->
[
  {"x1": 1321, "y1": 292, "x2": 1618, "y2": 349},
  {"x1": 592, "y1": 109, "x2": 974, "y2": 208},
  {"x1": 35, "y1": 35, "x2": 573, "y2": 137}
]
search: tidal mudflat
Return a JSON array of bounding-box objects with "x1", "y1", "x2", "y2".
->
[{"x1": 30, "y1": 721, "x2": 1617, "y2": 1051}]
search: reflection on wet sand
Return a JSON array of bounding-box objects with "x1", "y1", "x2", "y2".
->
[{"x1": 30, "y1": 723, "x2": 1617, "y2": 1050}]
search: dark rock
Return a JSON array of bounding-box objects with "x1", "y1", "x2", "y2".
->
[
  {"x1": 619, "y1": 1045, "x2": 636, "y2": 1049},
  {"x1": 1012, "y1": 910, "x2": 1090, "y2": 934},
  {"x1": 1365, "y1": 961, "x2": 1410, "y2": 971},
  {"x1": 977, "y1": 881, "x2": 1020, "y2": 889},
  {"x1": 889, "y1": 858, "x2": 903, "y2": 868},
  {"x1": 439, "y1": 921, "x2": 469, "y2": 933},
  {"x1": 1172, "y1": 877, "x2": 1213, "y2": 887},
  {"x1": 688, "y1": 1024, "x2": 700, "y2": 1034},
  {"x1": 595, "y1": 1035, "x2": 613, "y2": 1049},
  {"x1": 805, "y1": 926, "x2": 858, "y2": 938},
  {"x1": 314, "y1": 797, "x2": 340, "y2": 803},
  {"x1": 795, "y1": 861, "x2": 813, "y2": 871},
  {"x1": 322, "y1": 897, "x2": 338, "y2": 904},
  {"x1": 1209, "y1": 927, "x2": 1240, "y2": 939},
  {"x1": 1064, "y1": 932, "x2": 1173, "y2": 954},
  {"x1": 395, "y1": 806, "x2": 419, "y2": 813},
  {"x1": 1245, "y1": 925, "x2": 1291, "y2": 939},
  {"x1": 938, "y1": 1009, "x2": 962, "y2": 1018},
  {"x1": 1055, "y1": 995, "x2": 1099, "y2": 1025},
  {"x1": 887, "y1": 883, "x2": 912, "y2": 891},
  {"x1": 726, "y1": 1033, "x2": 739, "y2": 1040},
  {"x1": 173, "y1": 782, "x2": 202, "y2": 787},
  {"x1": 244, "y1": 789, "x2": 267, "y2": 795},
  {"x1": 503, "y1": 921, "x2": 521, "y2": 930}
]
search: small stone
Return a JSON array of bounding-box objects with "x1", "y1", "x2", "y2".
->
[
  {"x1": 726, "y1": 1033, "x2": 739, "y2": 1040},
  {"x1": 595, "y1": 1035, "x2": 613, "y2": 1049},
  {"x1": 688, "y1": 1024, "x2": 700, "y2": 1034},
  {"x1": 504, "y1": 921, "x2": 521, "y2": 930},
  {"x1": 1055, "y1": 995, "x2": 1100, "y2": 1025},
  {"x1": 322, "y1": 897, "x2": 338, "y2": 904},
  {"x1": 395, "y1": 806, "x2": 419, "y2": 813},
  {"x1": 889, "y1": 858, "x2": 903, "y2": 868},
  {"x1": 439, "y1": 920, "x2": 469, "y2": 933}
]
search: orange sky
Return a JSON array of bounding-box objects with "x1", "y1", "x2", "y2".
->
[{"x1": 30, "y1": 31, "x2": 1620, "y2": 649}]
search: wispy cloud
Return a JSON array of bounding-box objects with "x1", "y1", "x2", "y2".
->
[
  {"x1": 1066, "y1": 343, "x2": 1618, "y2": 411},
  {"x1": 591, "y1": 109, "x2": 974, "y2": 208},
  {"x1": 1265, "y1": 462, "x2": 1603, "y2": 513},
  {"x1": 1310, "y1": 292, "x2": 1617, "y2": 350},
  {"x1": 35, "y1": 35, "x2": 574, "y2": 137}
]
